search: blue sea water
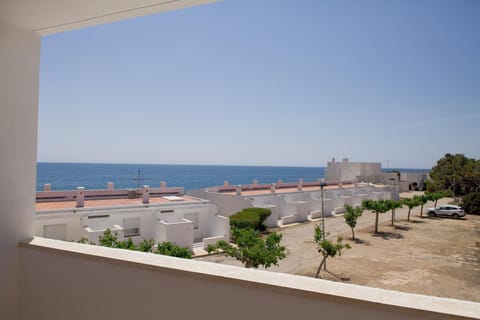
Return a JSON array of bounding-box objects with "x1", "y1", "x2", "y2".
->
[{"x1": 36, "y1": 162, "x2": 429, "y2": 192}]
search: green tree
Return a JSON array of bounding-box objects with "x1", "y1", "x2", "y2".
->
[
  {"x1": 156, "y1": 242, "x2": 192, "y2": 259},
  {"x1": 427, "y1": 190, "x2": 452, "y2": 207},
  {"x1": 343, "y1": 205, "x2": 363, "y2": 240},
  {"x1": 429, "y1": 153, "x2": 479, "y2": 195},
  {"x1": 209, "y1": 228, "x2": 286, "y2": 268},
  {"x1": 461, "y1": 192, "x2": 480, "y2": 215},
  {"x1": 402, "y1": 198, "x2": 420, "y2": 221},
  {"x1": 387, "y1": 199, "x2": 403, "y2": 226},
  {"x1": 413, "y1": 194, "x2": 429, "y2": 217},
  {"x1": 98, "y1": 228, "x2": 117, "y2": 247},
  {"x1": 362, "y1": 199, "x2": 391, "y2": 233},
  {"x1": 314, "y1": 225, "x2": 350, "y2": 278}
]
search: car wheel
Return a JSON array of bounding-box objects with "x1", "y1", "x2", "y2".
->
[
  {"x1": 428, "y1": 211, "x2": 436, "y2": 218},
  {"x1": 452, "y1": 213, "x2": 459, "y2": 219}
]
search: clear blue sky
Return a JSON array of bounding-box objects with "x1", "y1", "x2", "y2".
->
[{"x1": 38, "y1": 0, "x2": 480, "y2": 168}]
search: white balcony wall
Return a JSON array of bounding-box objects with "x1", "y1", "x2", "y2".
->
[
  {"x1": 35, "y1": 213, "x2": 84, "y2": 241},
  {"x1": 0, "y1": 20, "x2": 40, "y2": 319},
  {"x1": 18, "y1": 238, "x2": 479, "y2": 320},
  {"x1": 155, "y1": 219, "x2": 193, "y2": 250},
  {"x1": 204, "y1": 215, "x2": 230, "y2": 245}
]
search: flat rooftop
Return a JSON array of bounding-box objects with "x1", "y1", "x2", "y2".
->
[
  {"x1": 220, "y1": 183, "x2": 357, "y2": 196},
  {"x1": 35, "y1": 195, "x2": 204, "y2": 211}
]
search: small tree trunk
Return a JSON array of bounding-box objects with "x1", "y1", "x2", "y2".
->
[
  {"x1": 351, "y1": 227, "x2": 355, "y2": 241},
  {"x1": 315, "y1": 256, "x2": 327, "y2": 278},
  {"x1": 434, "y1": 199, "x2": 438, "y2": 207},
  {"x1": 374, "y1": 212, "x2": 379, "y2": 233},
  {"x1": 408, "y1": 208, "x2": 411, "y2": 221},
  {"x1": 420, "y1": 204, "x2": 424, "y2": 217},
  {"x1": 391, "y1": 209, "x2": 395, "y2": 226}
]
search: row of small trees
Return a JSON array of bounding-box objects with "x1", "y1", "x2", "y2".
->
[
  {"x1": 344, "y1": 190, "x2": 451, "y2": 238},
  {"x1": 314, "y1": 191, "x2": 451, "y2": 277}
]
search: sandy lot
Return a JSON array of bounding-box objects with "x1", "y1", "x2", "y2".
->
[{"x1": 196, "y1": 196, "x2": 480, "y2": 302}]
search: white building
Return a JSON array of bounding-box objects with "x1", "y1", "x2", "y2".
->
[
  {"x1": 35, "y1": 193, "x2": 229, "y2": 250},
  {"x1": 189, "y1": 181, "x2": 393, "y2": 228},
  {"x1": 325, "y1": 158, "x2": 382, "y2": 182}
]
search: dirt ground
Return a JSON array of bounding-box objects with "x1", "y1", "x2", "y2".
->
[{"x1": 196, "y1": 196, "x2": 480, "y2": 302}]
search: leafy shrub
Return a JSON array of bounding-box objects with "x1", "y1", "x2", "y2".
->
[
  {"x1": 116, "y1": 237, "x2": 136, "y2": 250},
  {"x1": 208, "y1": 227, "x2": 286, "y2": 268},
  {"x1": 461, "y1": 192, "x2": 480, "y2": 215},
  {"x1": 138, "y1": 239, "x2": 154, "y2": 252},
  {"x1": 229, "y1": 208, "x2": 271, "y2": 231},
  {"x1": 156, "y1": 242, "x2": 192, "y2": 259},
  {"x1": 98, "y1": 228, "x2": 117, "y2": 247}
]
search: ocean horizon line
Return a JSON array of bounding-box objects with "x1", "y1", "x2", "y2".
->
[{"x1": 36, "y1": 161, "x2": 430, "y2": 171}]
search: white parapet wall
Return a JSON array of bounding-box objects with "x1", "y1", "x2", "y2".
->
[
  {"x1": 19, "y1": 238, "x2": 480, "y2": 320},
  {"x1": 155, "y1": 219, "x2": 193, "y2": 250}
]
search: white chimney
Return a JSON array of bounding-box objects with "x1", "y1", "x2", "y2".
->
[
  {"x1": 107, "y1": 182, "x2": 114, "y2": 190},
  {"x1": 253, "y1": 179, "x2": 258, "y2": 185},
  {"x1": 76, "y1": 187, "x2": 85, "y2": 208},
  {"x1": 43, "y1": 183, "x2": 51, "y2": 192},
  {"x1": 160, "y1": 181, "x2": 167, "y2": 188},
  {"x1": 235, "y1": 185, "x2": 242, "y2": 196},
  {"x1": 142, "y1": 185, "x2": 150, "y2": 204}
]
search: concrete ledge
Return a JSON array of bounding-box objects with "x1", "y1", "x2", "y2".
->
[{"x1": 19, "y1": 237, "x2": 480, "y2": 320}]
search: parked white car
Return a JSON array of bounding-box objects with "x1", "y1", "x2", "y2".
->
[{"x1": 427, "y1": 205, "x2": 465, "y2": 218}]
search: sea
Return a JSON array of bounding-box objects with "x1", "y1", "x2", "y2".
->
[{"x1": 36, "y1": 162, "x2": 429, "y2": 192}]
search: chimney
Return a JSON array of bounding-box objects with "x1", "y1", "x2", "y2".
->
[
  {"x1": 107, "y1": 182, "x2": 114, "y2": 190},
  {"x1": 43, "y1": 183, "x2": 51, "y2": 192},
  {"x1": 160, "y1": 181, "x2": 167, "y2": 188},
  {"x1": 271, "y1": 183, "x2": 276, "y2": 193},
  {"x1": 76, "y1": 187, "x2": 85, "y2": 208},
  {"x1": 224, "y1": 181, "x2": 229, "y2": 186},
  {"x1": 235, "y1": 185, "x2": 242, "y2": 196},
  {"x1": 142, "y1": 185, "x2": 150, "y2": 204},
  {"x1": 253, "y1": 179, "x2": 258, "y2": 185},
  {"x1": 297, "y1": 178, "x2": 303, "y2": 191},
  {"x1": 277, "y1": 179, "x2": 283, "y2": 185}
]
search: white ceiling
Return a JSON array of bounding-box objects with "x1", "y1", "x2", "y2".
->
[{"x1": 0, "y1": 0, "x2": 218, "y2": 35}]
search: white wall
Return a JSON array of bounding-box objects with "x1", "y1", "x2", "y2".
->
[
  {"x1": 18, "y1": 238, "x2": 480, "y2": 320},
  {"x1": 0, "y1": 20, "x2": 40, "y2": 320},
  {"x1": 156, "y1": 219, "x2": 193, "y2": 249},
  {"x1": 325, "y1": 162, "x2": 381, "y2": 182},
  {"x1": 188, "y1": 190, "x2": 252, "y2": 217},
  {"x1": 35, "y1": 213, "x2": 84, "y2": 241}
]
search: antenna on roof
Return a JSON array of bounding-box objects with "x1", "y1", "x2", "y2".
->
[{"x1": 132, "y1": 169, "x2": 151, "y2": 197}]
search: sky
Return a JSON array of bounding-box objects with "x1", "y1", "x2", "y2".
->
[{"x1": 38, "y1": 0, "x2": 480, "y2": 169}]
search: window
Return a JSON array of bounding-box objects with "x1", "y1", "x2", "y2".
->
[
  {"x1": 184, "y1": 213, "x2": 199, "y2": 230},
  {"x1": 123, "y1": 218, "x2": 140, "y2": 237}
]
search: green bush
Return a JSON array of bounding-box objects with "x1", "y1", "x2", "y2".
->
[
  {"x1": 229, "y1": 208, "x2": 271, "y2": 231},
  {"x1": 461, "y1": 192, "x2": 480, "y2": 215},
  {"x1": 156, "y1": 241, "x2": 192, "y2": 259}
]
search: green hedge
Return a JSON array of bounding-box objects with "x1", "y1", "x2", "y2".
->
[{"x1": 229, "y1": 207, "x2": 271, "y2": 231}]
